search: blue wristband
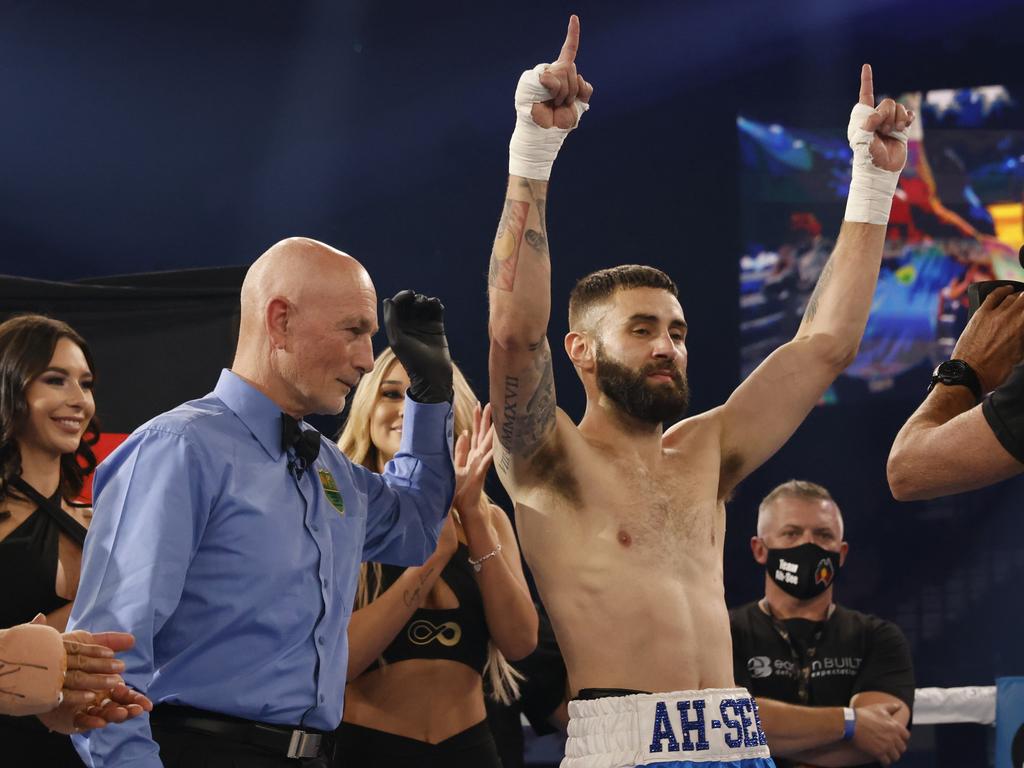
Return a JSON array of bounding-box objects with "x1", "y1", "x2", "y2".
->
[{"x1": 842, "y1": 707, "x2": 856, "y2": 741}]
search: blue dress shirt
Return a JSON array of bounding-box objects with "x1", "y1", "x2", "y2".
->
[{"x1": 68, "y1": 369, "x2": 454, "y2": 766}]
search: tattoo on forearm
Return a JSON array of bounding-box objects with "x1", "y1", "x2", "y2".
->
[
  {"x1": 803, "y1": 257, "x2": 835, "y2": 324},
  {"x1": 488, "y1": 199, "x2": 529, "y2": 291},
  {"x1": 402, "y1": 566, "x2": 435, "y2": 607},
  {"x1": 497, "y1": 342, "x2": 556, "y2": 457},
  {"x1": 525, "y1": 229, "x2": 547, "y2": 252}
]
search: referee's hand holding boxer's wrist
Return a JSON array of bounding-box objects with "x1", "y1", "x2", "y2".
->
[
  {"x1": 384, "y1": 290, "x2": 454, "y2": 404},
  {"x1": 951, "y1": 284, "x2": 1024, "y2": 393}
]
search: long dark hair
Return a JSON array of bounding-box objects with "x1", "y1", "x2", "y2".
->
[{"x1": 0, "y1": 314, "x2": 100, "y2": 504}]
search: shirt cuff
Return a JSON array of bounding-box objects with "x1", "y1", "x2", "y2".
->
[{"x1": 399, "y1": 397, "x2": 455, "y2": 460}]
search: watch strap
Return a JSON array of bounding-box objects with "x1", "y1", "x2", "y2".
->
[{"x1": 928, "y1": 359, "x2": 983, "y2": 403}]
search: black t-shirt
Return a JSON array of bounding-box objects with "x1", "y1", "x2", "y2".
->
[
  {"x1": 730, "y1": 601, "x2": 915, "y2": 768},
  {"x1": 983, "y1": 361, "x2": 1024, "y2": 463}
]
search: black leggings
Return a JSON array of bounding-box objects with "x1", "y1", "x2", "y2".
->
[{"x1": 334, "y1": 720, "x2": 501, "y2": 768}]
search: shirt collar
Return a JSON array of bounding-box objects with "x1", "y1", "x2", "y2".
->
[{"x1": 214, "y1": 368, "x2": 291, "y2": 462}]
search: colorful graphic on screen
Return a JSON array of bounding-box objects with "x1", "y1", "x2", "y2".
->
[{"x1": 739, "y1": 86, "x2": 1024, "y2": 402}]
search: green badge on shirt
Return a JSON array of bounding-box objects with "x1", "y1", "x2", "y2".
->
[{"x1": 318, "y1": 469, "x2": 345, "y2": 516}]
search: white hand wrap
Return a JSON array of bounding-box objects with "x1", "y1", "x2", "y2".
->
[
  {"x1": 844, "y1": 102, "x2": 908, "y2": 225},
  {"x1": 508, "y1": 63, "x2": 589, "y2": 181}
]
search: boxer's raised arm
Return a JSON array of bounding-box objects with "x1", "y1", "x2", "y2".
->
[
  {"x1": 488, "y1": 176, "x2": 555, "y2": 483},
  {"x1": 716, "y1": 66, "x2": 914, "y2": 497},
  {"x1": 488, "y1": 16, "x2": 591, "y2": 488}
]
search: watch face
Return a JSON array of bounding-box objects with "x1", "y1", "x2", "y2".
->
[{"x1": 937, "y1": 360, "x2": 967, "y2": 381}]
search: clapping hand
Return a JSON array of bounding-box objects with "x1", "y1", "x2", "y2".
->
[{"x1": 453, "y1": 403, "x2": 496, "y2": 518}]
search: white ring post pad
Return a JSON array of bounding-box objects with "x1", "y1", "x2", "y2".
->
[{"x1": 564, "y1": 687, "x2": 772, "y2": 767}]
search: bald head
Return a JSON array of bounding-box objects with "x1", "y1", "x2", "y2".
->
[
  {"x1": 239, "y1": 238, "x2": 372, "y2": 341},
  {"x1": 234, "y1": 237, "x2": 379, "y2": 417}
]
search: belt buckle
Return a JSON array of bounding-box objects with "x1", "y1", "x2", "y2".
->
[{"x1": 287, "y1": 729, "x2": 321, "y2": 759}]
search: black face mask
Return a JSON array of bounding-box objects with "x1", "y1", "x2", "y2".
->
[{"x1": 766, "y1": 543, "x2": 840, "y2": 600}]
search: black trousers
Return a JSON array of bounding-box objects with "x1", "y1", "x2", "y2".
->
[
  {"x1": 334, "y1": 720, "x2": 502, "y2": 768},
  {"x1": 0, "y1": 713, "x2": 84, "y2": 767},
  {"x1": 152, "y1": 719, "x2": 332, "y2": 768}
]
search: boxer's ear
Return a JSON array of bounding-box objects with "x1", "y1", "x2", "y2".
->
[{"x1": 565, "y1": 331, "x2": 594, "y2": 372}]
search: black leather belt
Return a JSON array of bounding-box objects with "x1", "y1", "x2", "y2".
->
[{"x1": 151, "y1": 704, "x2": 328, "y2": 759}]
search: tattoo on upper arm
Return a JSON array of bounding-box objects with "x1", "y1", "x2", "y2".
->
[
  {"x1": 497, "y1": 342, "x2": 556, "y2": 458},
  {"x1": 803, "y1": 257, "x2": 835, "y2": 324},
  {"x1": 498, "y1": 445, "x2": 512, "y2": 474},
  {"x1": 488, "y1": 200, "x2": 529, "y2": 291}
]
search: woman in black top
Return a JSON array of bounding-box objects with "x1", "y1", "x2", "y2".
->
[
  {"x1": 335, "y1": 348, "x2": 538, "y2": 768},
  {"x1": 0, "y1": 314, "x2": 100, "y2": 765}
]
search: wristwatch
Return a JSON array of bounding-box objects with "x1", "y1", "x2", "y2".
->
[{"x1": 927, "y1": 359, "x2": 982, "y2": 403}]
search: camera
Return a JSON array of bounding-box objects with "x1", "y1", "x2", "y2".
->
[{"x1": 966, "y1": 245, "x2": 1024, "y2": 319}]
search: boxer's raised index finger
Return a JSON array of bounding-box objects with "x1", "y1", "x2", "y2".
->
[
  {"x1": 556, "y1": 14, "x2": 580, "y2": 64},
  {"x1": 859, "y1": 63, "x2": 874, "y2": 107}
]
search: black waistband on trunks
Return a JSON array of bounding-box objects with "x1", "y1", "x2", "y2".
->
[{"x1": 575, "y1": 687, "x2": 651, "y2": 701}]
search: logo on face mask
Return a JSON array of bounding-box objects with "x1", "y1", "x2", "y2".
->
[
  {"x1": 814, "y1": 557, "x2": 836, "y2": 587},
  {"x1": 766, "y1": 543, "x2": 840, "y2": 600}
]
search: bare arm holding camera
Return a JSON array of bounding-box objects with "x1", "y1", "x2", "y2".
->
[{"x1": 889, "y1": 285, "x2": 1024, "y2": 500}]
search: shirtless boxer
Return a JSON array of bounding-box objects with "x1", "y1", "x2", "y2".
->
[{"x1": 487, "y1": 16, "x2": 913, "y2": 768}]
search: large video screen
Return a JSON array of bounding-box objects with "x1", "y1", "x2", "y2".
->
[{"x1": 739, "y1": 86, "x2": 1024, "y2": 402}]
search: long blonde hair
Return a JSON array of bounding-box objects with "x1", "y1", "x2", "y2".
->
[{"x1": 339, "y1": 347, "x2": 523, "y2": 704}]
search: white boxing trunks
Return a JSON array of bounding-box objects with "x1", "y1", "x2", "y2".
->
[{"x1": 562, "y1": 687, "x2": 776, "y2": 768}]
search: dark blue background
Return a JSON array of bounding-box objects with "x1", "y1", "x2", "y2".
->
[{"x1": 3, "y1": 0, "x2": 1022, "y2": 721}]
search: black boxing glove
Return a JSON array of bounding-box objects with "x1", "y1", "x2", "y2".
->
[{"x1": 383, "y1": 290, "x2": 454, "y2": 404}]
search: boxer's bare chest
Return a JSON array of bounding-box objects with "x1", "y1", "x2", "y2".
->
[{"x1": 529, "y1": 432, "x2": 724, "y2": 566}]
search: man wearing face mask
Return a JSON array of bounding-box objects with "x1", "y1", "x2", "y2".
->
[{"x1": 730, "y1": 481, "x2": 914, "y2": 768}]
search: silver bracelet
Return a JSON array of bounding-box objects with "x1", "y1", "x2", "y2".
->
[{"x1": 468, "y1": 543, "x2": 502, "y2": 573}]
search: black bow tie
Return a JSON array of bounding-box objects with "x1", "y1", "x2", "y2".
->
[{"x1": 281, "y1": 414, "x2": 321, "y2": 466}]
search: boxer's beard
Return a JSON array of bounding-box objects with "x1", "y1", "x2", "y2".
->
[{"x1": 594, "y1": 343, "x2": 690, "y2": 425}]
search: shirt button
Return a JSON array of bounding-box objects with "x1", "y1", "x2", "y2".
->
[
  {"x1": 311, "y1": 523, "x2": 320, "y2": 532},
  {"x1": 317, "y1": 635, "x2": 325, "y2": 645},
  {"x1": 322, "y1": 578, "x2": 329, "y2": 590},
  {"x1": 320, "y1": 694, "x2": 325, "y2": 703}
]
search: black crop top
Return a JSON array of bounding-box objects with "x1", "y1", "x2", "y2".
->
[
  {"x1": 366, "y1": 544, "x2": 490, "y2": 675},
  {"x1": 0, "y1": 491, "x2": 72, "y2": 628}
]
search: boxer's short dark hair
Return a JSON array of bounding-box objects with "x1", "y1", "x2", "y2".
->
[{"x1": 569, "y1": 265, "x2": 678, "y2": 330}]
